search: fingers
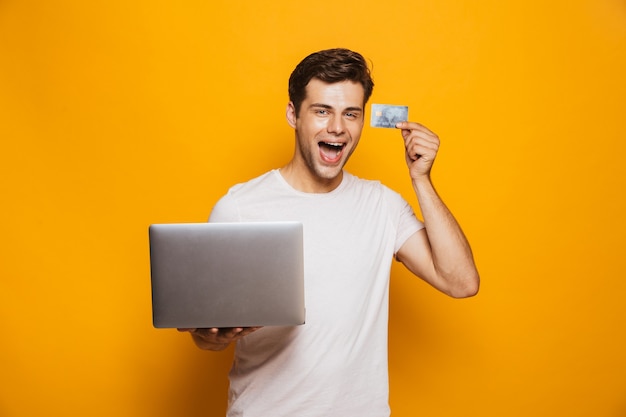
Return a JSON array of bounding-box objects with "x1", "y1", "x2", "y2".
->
[
  {"x1": 395, "y1": 122, "x2": 440, "y2": 179},
  {"x1": 408, "y1": 138, "x2": 439, "y2": 162},
  {"x1": 190, "y1": 327, "x2": 262, "y2": 344},
  {"x1": 396, "y1": 122, "x2": 438, "y2": 144},
  {"x1": 396, "y1": 122, "x2": 439, "y2": 161},
  {"x1": 395, "y1": 121, "x2": 436, "y2": 139}
]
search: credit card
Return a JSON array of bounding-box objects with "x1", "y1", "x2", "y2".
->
[{"x1": 370, "y1": 104, "x2": 408, "y2": 128}]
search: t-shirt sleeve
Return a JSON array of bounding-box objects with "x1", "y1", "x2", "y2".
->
[
  {"x1": 208, "y1": 192, "x2": 240, "y2": 223},
  {"x1": 388, "y1": 190, "x2": 424, "y2": 254}
]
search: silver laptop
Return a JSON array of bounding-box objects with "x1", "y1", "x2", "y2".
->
[{"x1": 149, "y1": 221, "x2": 305, "y2": 328}]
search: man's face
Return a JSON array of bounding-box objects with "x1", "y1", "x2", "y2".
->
[{"x1": 286, "y1": 79, "x2": 365, "y2": 190}]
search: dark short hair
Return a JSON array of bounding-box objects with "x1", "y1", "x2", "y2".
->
[{"x1": 288, "y1": 48, "x2": 374, "y2": 116}]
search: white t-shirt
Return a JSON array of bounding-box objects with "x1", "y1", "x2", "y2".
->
[{"x1": 209, "y1": 170, "x2": 424, "y2": 417}]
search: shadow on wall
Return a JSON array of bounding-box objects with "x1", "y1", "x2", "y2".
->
[
  {"x1": 387, "y1": 265, "x2": 480, "y2": 379},
  {"x1": 144, "y1": 338, "x2": 234, "y2": 417}
]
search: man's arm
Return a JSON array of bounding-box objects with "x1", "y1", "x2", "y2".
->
[{"x1": 394, "y1": 122, "x2": 479, "y2": 298}]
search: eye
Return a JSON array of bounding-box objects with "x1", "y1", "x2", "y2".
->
[{"x1": 345, "y1": 112, "x2": 359, "y2": 119}]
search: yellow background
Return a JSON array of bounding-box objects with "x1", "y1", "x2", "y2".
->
[{"x1": 1, "y1": 0, "x2": 625, "y2": 416}]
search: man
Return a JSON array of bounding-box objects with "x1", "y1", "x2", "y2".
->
[{"x1": 180, "y1": 48, "x2": 479, "y2": 416}]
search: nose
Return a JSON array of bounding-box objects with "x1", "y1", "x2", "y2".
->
[{"x1": 327, "y1": 114, "x2": 345, "y2": 135}]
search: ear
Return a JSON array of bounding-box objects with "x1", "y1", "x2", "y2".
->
[{"x1": 286, "y1": 102, "x2": 297, "y2": 128}]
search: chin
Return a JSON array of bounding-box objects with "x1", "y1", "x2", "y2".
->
[{"x1": 315, "y1": 165, "x2": 344, "y2": 181}]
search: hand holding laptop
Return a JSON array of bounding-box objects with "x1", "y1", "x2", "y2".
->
[{"x1": 178, "y1": 327, "x2": 262, "y2": 351}]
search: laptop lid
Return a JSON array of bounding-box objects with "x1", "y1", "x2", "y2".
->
[{"x1": 149, "y1": 221, "x2": 305, "y2": 328}]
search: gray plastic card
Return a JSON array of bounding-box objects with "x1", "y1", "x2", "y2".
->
[{"x1": 370, "y1": 104, "x2": 409, "y2": 128}]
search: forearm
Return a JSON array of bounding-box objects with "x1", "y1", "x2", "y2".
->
[{"x1": 412, "y1": 176, "x2": 479, "y2": 297}]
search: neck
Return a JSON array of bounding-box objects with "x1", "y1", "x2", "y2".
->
[{"x1": 280, "y1": 160, "x2": 343, "y2": 193}]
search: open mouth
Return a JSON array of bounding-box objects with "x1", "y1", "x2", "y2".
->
[{"x1": 318, "y1": 141, "x2": 346, "y2": 162}]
